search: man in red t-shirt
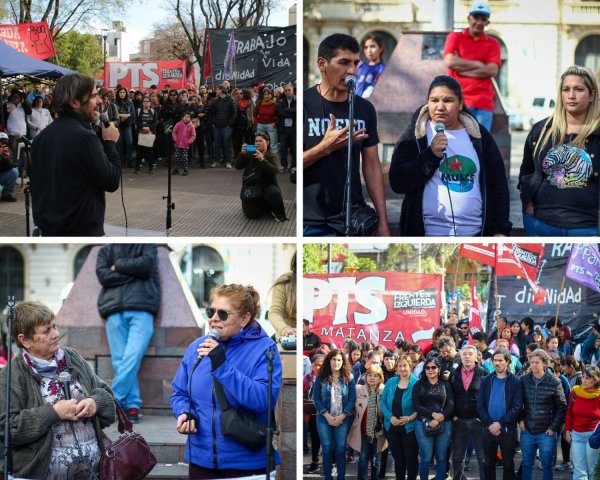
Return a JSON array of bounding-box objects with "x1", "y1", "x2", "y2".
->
[{"x1": 443, "y1": 1, "x2": 501, "y2": 132}]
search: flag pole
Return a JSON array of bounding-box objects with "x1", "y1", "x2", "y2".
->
[
  {"x1": 200, "y1": 27, "x2": 207, "y2": 86},
  {"x1": 554, "y1": 275, "x2": 566, "y2": 330},
  {"x1": 451, "y1": 253, "x2": 460, "y2": 317}
]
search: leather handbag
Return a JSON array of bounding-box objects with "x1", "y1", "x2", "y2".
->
[
  {"x1": 138, "y1": 132, "x2": 156, "y2": 148},
  {"x1": 214, "y1": 378, "x2": 268, "y2": 451},
  {"x1": 240, "y1": 167, "x2": 262, "y2": 201},
  {"x1": 100, "y1": 402, "x2": 157, "y2": 480},
  {"x1": 422, "y1": 417, "x2": 445, "y2": 436}
]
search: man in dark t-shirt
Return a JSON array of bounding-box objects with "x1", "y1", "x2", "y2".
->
[{"x1": 303, "y1": 33, "x2": 390, "y2": 236}]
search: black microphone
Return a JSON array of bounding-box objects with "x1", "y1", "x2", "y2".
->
[
  {"x1": 99, "y1": 112, "x2": 111, "y2": 128},
  {"x1": 344, "y1": 75, "x2": 357, "y2": 92},
  {"x1": 58, "y1": 371, "x2": 72, "y2": 400}
]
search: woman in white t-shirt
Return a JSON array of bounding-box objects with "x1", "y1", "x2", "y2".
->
[{"x1": 389, "y1": 75, "x2": 510, "y2": 236}]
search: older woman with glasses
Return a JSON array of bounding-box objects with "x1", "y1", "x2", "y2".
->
[
  {"x1": 171, "y1": 284, "x2": 282, "y2": 479},
  {"x1": 413, "y1": 355, "x2": 454, "y2": 480},
  {"x1": 565, "y1": 366, "x2": 600, "y2": 479}
]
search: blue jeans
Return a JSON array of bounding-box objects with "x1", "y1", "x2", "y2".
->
[
  {"x1": 467, "y1": 107, "x2": 493, "y2": 131},
  {"x1": 414, "y1": 419, "x2": 453, "y2": 480},
  {"x1": 571, "y1": 430, "x2": 598, "y2": 480},
  {"x1": 303, "y1": 224, "x2": 339, "y2": 237},
  {"x1": 212, "y1": 126, "x2": 232, "y2": 165},
  {"x1": 358, "y1": 436, "x2": 381, "y2": 480},
  {"x1": 117, "y1": 123, "x2": 133, "y2": 166},
  {"x1": 105, "y1": 310, "x2": 154, "y2": 410},
  {"x1": 523, "y1": 212, "x2": 597, "y2": 236},
  {"x1": 521, "y1": 430, "x2": 556, "y2": 480},
  {"x1": 0, "y1": 167, "x2": 18, "y2": 197},
  {"x1": 316, "y1": 415, "x2": 352, "y2": 480}
]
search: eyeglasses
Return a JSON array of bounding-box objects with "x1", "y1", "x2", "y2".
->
[
  {"x1": 425, "y1": 366, "x2": 439, "y2": 371},
  {"x1": 206, "y1": 307, "x2": 239, "y2": 321}
]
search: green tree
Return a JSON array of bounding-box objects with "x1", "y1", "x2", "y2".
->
[{"x1": 54, "y1": 31, "x2": 103, "y2": 77}]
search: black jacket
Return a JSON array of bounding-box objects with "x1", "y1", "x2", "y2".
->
[
  {"x1": 413, "y1": 379, "x2": 454, "y2": 421},
  {"x1": 477, "y1": 370, "x2": 522, "y2": 429},
  {"x1": 96, "y1": 244, "x2": 161, "y2": 318},
  {"x1": 389, "y1": 106, "x2": 511, "y2": 236},
  {"x1": 211, "y1": 95, "x2": 237, "y2": 128},
  {"x1": 520, "y1": 369, "x2": 567, "y2": 434},
  {"x1": 449, "y1": 365, "x2": 487, "y2": 419},
  {"x1": 30, "y1": 110, "x2": 120, "y2": 236},
  {"x1": 276, "y1": 95, "x2": 296, "y2": 129}
]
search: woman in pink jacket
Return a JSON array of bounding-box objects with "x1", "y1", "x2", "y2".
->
[{"x1": 172, "y1": 111, "x2": 196, "y2": 176}]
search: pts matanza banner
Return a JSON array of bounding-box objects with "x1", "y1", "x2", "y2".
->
[
  {"x1": 304, "y1": 272, "x2": 442, "y2": 349},
  {"x1": 103, "y1": 61, "x2": 186, "y2": 90},
  {"x1": 0, "y1": 21, "x2": 56, "y2": 60}
]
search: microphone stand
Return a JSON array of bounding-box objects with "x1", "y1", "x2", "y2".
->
[
  {"x1": 24, "y1": 187, "x2": 30, "y2": 237},
  {"x1": 344, "y1": 83, "x2": 356, "y2": 236},
  {"x1": 265, "y1": 347, "x2": 277, "y2": 480},
  {"x1": 3, "y1": 296, "x2": 15, "y2": 480},
  {"x1": 162, "y1": 136, "x2": 175, "y2": 236}
]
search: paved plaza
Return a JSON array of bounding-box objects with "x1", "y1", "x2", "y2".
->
[{"x1": 0, "y1": 160, "x2": 297, "y2": 237}]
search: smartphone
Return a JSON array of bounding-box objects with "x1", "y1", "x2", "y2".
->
[{"x1": 246, "y1": 145, "x2": 257, "y2": 152}]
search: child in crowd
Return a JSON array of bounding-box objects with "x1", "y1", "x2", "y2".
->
[{"x1": 172, "y1": 111, "x2": 196, "y2": 176}]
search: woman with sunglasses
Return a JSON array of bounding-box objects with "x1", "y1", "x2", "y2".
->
[
  {"x1": 170, "y1": 284, "x2": 282, "y2": 480},
  {"x1": 565, "y1": 366, "x2": 600, "y2": 479},
  {"x1": 313, "y1": 348, "x2": 356, "y2": 480},
  {"x1": 412, "y1": 355, "x2": 454, "y2": 480}
]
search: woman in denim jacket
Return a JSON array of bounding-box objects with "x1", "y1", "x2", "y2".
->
[{"x1": 313, "y1": 349, "x2": 356, "y2": 480}]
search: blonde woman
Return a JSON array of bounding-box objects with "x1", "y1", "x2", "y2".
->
[
  {"x1": 348, "y1": 364, "x2": 388, "y2": 480},
  {"x1": 519, "y1": 65, "x2": 600, "y2": 236}
]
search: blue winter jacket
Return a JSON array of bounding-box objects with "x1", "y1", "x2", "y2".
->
[
  {"x1": 477, "y1": 371, "x2": 522, "y2": 429},
  {"x1": 170, "y1": 322, "x2": 282, "y2": 470},
  {"x1": 380, "y1": 374, "x2": 418, "y2": 432},
  {"x1": 313, "y1": 375, "x2": 356, "y2": 417}
]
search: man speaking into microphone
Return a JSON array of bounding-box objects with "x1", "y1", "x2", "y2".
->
[
  {"x1": 30, "y1": 73, "x2": 121, "y2": 236},
  {"x1": 303, "y1": 33, "x2": 390, "y2": 236}
]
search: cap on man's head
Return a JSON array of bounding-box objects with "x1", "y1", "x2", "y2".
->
[
  {"x1": 0, "y1": 132, "x2": 8, "y2": 141},
  {"x1": 470, "y1": 1, "x2": 491, "y2": 17}
]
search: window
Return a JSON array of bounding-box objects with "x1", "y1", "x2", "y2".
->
[
  {"x1": 575, "y1": 35, "x2": 600, "y2": 73},
  {"x1": 0, "y1": 247, "x2": 24, "y2": 303},
  {"x1": 180, "y1": 246, "x2": 224, "y2": 308}
]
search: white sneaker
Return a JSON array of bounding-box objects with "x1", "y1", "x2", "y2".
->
[
  {"x1": 226, "y1": 163, "x2": 232, "y2": 169},
  {"x1": 210, "y1": 162, "x2": 217, "y2": 168}
]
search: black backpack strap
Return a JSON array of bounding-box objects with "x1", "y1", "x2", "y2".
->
[{"x1": 213, "y1": 378, "x2": 229, "y2": 412}]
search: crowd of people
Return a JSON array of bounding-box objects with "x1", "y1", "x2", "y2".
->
[
  {"x1": 0, "y1": 76, "x2": 295, "y2": 231},
  {"x1": 304, "y1": 0, "x2": 600, "y2": 237},
  {"x1": 303, "y1": 315, "x2": 600, "y2": 480}
]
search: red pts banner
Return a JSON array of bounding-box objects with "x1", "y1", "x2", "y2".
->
[
  {"x1": 104, "y1": 61, "x2": 186, "y2": 90},
  {"x1": 304, "y1": 272, "x2": 442, "y2": 349},
  {"x1": 0, "y1": 21, "x2": 56, "y2": 60}
]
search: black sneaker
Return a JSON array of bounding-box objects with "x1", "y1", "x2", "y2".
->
[
  {"x1": 127, "y1": 408, "x2": 140, "y2": 423},
  {"x1": 183, "y1": 169, "x2": 189, "y2": 176},
  {"x1": 1, "y1": 194, "x2": 17, "y2": 202},
  {"x1": 134, "y1": 168, "x2": 140, "y2": 174},
  {"x1": 308, "y1": 463, "x2": 319, "y2": 474},
  {"x1": 172, "y1": 168, "x2": 180, "y2": 175},
  {"x1": 271, "y1": 211, "x2": 286, "y2": 222}
]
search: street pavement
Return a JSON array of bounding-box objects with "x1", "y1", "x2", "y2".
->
[
  {"x1": 0, "y1": 156, "x2": 297, "y2": 237},
  {"x1": 302, "y1": 438, "x2": 574, "y2": 479}
]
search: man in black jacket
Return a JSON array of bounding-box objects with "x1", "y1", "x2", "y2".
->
[
  {"x1": 449, "y1": 344, "x2": 487, "y2": 480},
  {"x1": 276, "y1": 83, "x2": 296, "y2": 171},
  {"x1": 30, "y1": 74, "x2": 120, "y2": 236},
  {"x1": 210, "y1": 83, "x2": 236, "y2": 168},
  {"x1": 96, "y1": 244, "x2": 161, "y2": 423},
  {"x1": 0, "y1": 133, "x2": 18, "y2": 202},
  {"x1": 477, "y1": 348, "x2": 523, "y2": 480},
  {"x1": 519, "y1": 348, "x2": 567, "y2": 480}
]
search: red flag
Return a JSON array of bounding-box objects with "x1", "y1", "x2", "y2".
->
[
  {"x1": 459, "y1": 244, "x2": 496, "y2": 267},
  {"x1": 469, "y1": 276, "x2": 482, "y2": 331},
  {"x1": 0, "y1": 21, "x2": 56, "y2": 60},
  {"x1": 496, "y1": 244, "x2": 548, "y2": 305},
  {"x1": 202, "y1": 28, "x2": 212, "y2": 80}
]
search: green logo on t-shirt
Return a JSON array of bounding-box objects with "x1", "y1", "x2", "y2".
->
[{"x1": 439, "y1": 155, "x2": 477, "y2": 192}]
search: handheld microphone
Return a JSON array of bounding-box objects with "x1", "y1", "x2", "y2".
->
[
  {"x1": 58, "y1": 371, "x2": 72, "y2": 400},
  {"x1": 434, "y1": 123, "x2": 446, "y2": 155},
  {"x1": 99, "y1": 112, "x2": 111, "y2": 128},
  {"x1": 344, "y1": 75, "x2": 357, "y2": 91},
  {"x1": 192, "y1": 328, "x2": 221, "y2": 369}
]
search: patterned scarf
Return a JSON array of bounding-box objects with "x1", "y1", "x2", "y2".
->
[
  {"x1": 573, "y1": 384, "x2": 600, "y2": 399},
  {"x1": 366, "y1": 389, "x2": 382, "y2": 439},
  {"x1": 22, "y1": 347, "x2": 68, "y2": 395}
]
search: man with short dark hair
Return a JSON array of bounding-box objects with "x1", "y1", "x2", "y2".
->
[
  {"x1": 276, "y1": 83, "x2": 296, "y2": 171},
  {"x1": 354, "y1": 350, "x2": 381, "y2": 385},
  {"x1": 472, "y1": 331, "x2": 493, "y2": 361},
  {"x1": 302, "y1": 319, "x2": 322, "y2": 358},
  {"x1": 303, "y1": 33, "x2": 390, "y2": 237},
  {"x1": 30, "y1": 73, "x2": 120, "y2": 236},
  {"x1": 477, "y1": 348, "x2": 522, "y2": 480},
  {"x1": 26, "y1": 83, "x2": 45, "y2": 103}
]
